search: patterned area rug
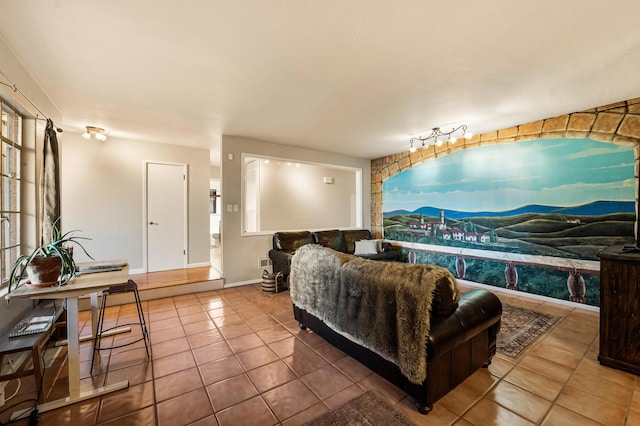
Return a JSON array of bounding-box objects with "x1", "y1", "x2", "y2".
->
[
  {"x1": 497, "y1": 304, "x2": 561, "y2": 358},
  {"x1": 304, "y1": 389, "x2": 416, "y2": 426}
]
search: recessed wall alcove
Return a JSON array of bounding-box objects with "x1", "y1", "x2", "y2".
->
[{"x1": 370, "y1": 98, "x2": 640, "y2": 306}]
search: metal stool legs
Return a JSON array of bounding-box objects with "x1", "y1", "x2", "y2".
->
[{"x1": 90, "y1": 279, "x2": 149, "y2": 373}]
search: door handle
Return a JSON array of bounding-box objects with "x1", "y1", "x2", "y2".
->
[{"x1": 149, "y1": 221, "x2": 159, "y2": 225}]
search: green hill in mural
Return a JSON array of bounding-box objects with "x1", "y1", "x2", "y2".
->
[{"x1": 384, "y1": 210, "x2": 634, "y2": 261}]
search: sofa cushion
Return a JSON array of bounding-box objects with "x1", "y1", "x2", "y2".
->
[
  {"x1": 354, "y1": 239, "x2": 379, "y2": 255},
  {"x1": 312, "y1": 230, "x2": 347, "y2": 252},
  {"x1": 342, "y1": 229, "x2": 372, "y2": 254},
  {"x1": 273, "y1": 231, "x2": 314, "y2": 253}
]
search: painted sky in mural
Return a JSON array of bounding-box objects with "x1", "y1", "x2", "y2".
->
[{"x1": 383, "y1": 138, "x2": 635, "y2": 214}]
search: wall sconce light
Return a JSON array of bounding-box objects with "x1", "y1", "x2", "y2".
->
[
  {"x1": 409, "y1": 125, "x2": 472, "y2": 152},
  {"x1": 83, "y1": 126, "x2": 107, "y2": 141}
]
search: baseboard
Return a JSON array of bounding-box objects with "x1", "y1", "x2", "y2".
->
[
  {"x1": 458, "y1": 279, "x2": 600, "y2": 312},
  {"x1": 223, "y1": 279, "x2": 261, "y2": 288}
]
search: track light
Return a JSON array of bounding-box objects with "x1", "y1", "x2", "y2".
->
[
  {"x1": 409, "y1": 125, "x2": 472, "y2": 151},
  {"x1": 83, "y1": 126, "x2": 107, "y2": 141}
]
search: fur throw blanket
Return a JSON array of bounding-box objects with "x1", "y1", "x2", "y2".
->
[{"x1": 290, "y1": 244, "x2": 458, "y2": 384}]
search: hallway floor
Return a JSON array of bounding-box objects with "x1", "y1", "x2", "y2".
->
[{"x1": 1, "y1": 282, "x2": 638, "y2": 425}]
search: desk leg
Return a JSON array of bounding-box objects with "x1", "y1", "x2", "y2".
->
[
  {"x1": 90, "y1": 292, "x2": 99, "y2": 338},
  {"x1": 66, "y1": 297, "x2": 81, "y2": 398}
]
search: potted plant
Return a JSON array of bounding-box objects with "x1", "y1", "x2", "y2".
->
[{"x1": 9, "y1": 220, "x2": 93, "y2": 292}]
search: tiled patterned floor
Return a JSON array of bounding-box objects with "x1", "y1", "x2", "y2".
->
[{"x1": 2, "y1": 282, "x2": 639, "y2": 425}]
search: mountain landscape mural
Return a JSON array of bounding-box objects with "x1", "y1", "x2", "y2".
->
[{"x1": 382, "y1": 138, "x2": 636, "y2": 306}]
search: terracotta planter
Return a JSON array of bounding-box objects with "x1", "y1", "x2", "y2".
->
[{"x1": 26, "y1": 256, "x2": 62, "y2": 287}]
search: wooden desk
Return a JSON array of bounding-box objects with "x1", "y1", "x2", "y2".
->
[{"x1": 5, "y1": 260, "x2": 130, "y2": 419}]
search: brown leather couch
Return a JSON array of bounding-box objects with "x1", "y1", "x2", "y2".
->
[
  {"x1": 268, "y1": 229, "x2": 397, "y2": 282},
  {"x1": 292, "y1": 266, "x2": 502, "y2": 414}
]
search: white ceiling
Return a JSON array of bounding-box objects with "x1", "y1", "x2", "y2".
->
[{"x1": 1, "y1": 1, "x2": 640, "y2": 166}]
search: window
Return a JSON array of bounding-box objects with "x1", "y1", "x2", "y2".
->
[
  {"x1": 241, "y1": 154, "x2": 362, "y2": 235},
  {"x1": 0, "y1": 102, "x2": 21, "y2": 289}
]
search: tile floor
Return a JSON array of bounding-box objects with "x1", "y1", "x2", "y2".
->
[{"x1": 2, "y1": 282, "x2": 639, "y2": 425}]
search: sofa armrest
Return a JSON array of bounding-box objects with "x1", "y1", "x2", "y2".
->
[
  {"x1": 427, "y1": 289, "x2": 502, "y2": 360},
  {"x1": 269, "y1": 249, "x2": 294, "y2": 278},
  {"x1": 381, "y1": 241, "x2": 394, "y2": 252}
]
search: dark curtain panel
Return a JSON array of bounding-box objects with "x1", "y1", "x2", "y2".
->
[{"x1": 40, "y1": 118, "x2": 60, "y2": 244}]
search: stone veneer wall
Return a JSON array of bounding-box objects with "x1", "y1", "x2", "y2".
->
[{"x1": 371, "y1": 98, "x2": 640, "y2": 239}]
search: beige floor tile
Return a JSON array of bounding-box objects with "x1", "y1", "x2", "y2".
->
[
  {"x1": 539, "y1": 333, "x2": 589, "y2": 357},
  {"x1": 567, "y1": 370, "x2": 633, "y2": 405},
  {"x1": 156, "y1": 388, "x2": 213, "y2": 425},
  {"x1": 437, "y1": 379, "x2": 485, "y2": 416},
  {"x1": 485, "y1": 355, "x2": 516, "y2": 378},
  {"x1": 556, "y1": 385, "x2": 627, "y2": 425},
  {"x1": 357, "y1": 373, "x2": 406, "y2": 404},
  {"x1": 632, "y1": 388, "x2": 640, "y2": 413},
  {"x1": 215, "y1": 395, "x2": 278, "y2": 426},
  {"x1": 198, "y1": 355, "x2": 244, "y2": 386},
  {"x1": 237, "y1": 345, "x2": 280, "y2": 371},
  {"x1": 226, "y1": 332, "x2": 264, "y2": 353},
  {"x1": 248, "y1": 360, "x2": 297, "y2": 392},
  {"x1": 503, "y1": 365, "x2": 564, "y2": 401},
  {"x1": 283, "y1": 347, "x2": 328, "y2": 377},
  {"x1": 264, "y1": 379, "x2": 322, "y2": 421},
  {"x1": 576, "y1": 358, "x2": 637, "y2": 387},
  {"x1": 323, "y1": 383, "x2": 365, "y2": 409},
  {"x1": 463, "y1": 398, "x2": 535, "y2": 426},
  {"x1": 541, "y1": 405, "x2": 601, "y2": 426},
  {"x1": 206, "y1": 373, "x2": 259, "y2": 411},
  {"x1": 302, "y1": 364, "x2": 354, "y2": 399},
  {"x1": 627, "y1": 408, "x2": 640, "y2": 426},
  {"x1": 518, "y1": 353, "x2": 574, "y2": 383},
  {"x1": 398, "y1": 397, "x2": 459, "y2": 425},
  {"x1": 485, "y1": 380, "x2": 552, "y2": 424},
  {"x1": 281, "y1": 402, "x2": 328, "y2": 426},
  {"x1": 154, "y1": 366, "x2": 203, "y2": 402},
  {"x1": 530, "y1": 341, "x2": 583, "y2": 369}
]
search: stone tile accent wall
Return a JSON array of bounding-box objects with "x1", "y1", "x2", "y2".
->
[{"x1": 371, "y1": 98, "x2": 640, "y2": 238}]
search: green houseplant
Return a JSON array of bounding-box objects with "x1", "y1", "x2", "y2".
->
[{"x1": 9, "y1": 220, "x2": 93, "y2": 292}]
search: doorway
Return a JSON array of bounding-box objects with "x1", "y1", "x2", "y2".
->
[
  {"x1": 210, "y1": 178, "x2": 222, "y2": 274},
  {"x1": 146, "y1": 162, "x2": 187, "y2": 272}
]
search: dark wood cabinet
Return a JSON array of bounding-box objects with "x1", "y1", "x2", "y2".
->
[{"x1": 598, "y1": 245, "x2": 640, "y2": 375}]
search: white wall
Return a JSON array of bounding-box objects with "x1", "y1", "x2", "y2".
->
[
  {"x1": 258, "y1": 160, "x2": 358, "y2": 231},
  {"x1": 60, "y1": 133, "x2": 211, "y2": 272},
  {"x1": 221, "y1": 135, "x2": 370, "y2": 285}
]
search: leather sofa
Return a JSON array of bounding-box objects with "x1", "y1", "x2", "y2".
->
[
  {"x1": 268, "y1": 229, "x2": 397, "y2": 282},
  {"x1": 289, "y1": 245, "x2": 502, "y2": 414}
]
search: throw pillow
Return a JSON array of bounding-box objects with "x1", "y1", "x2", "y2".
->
[{"x1": 354, "y1": 239, "x2": 379, "y2": 255}]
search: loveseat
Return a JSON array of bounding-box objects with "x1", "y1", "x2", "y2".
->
[
  {"x1": 268, "y1": 229, "x2": 397, "y2": 282},
  {"x1": 289, "y1": 244, "x2": 502, "y2": 414}
]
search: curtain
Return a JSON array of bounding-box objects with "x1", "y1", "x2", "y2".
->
[{"x1": 40, "y1": 118, "x2": 60, "y2": 244}]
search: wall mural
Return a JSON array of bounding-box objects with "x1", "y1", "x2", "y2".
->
[{"x1": 383, "y1": 138, "x2": 636, "y2": 306}]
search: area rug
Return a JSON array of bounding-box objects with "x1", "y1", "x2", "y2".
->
[
  {"x1": 304, "y1": 389, "x2": 416, "y2": 426},
  {"x1": 497, "y1": 303, "x2": 560, "y2": 358}
]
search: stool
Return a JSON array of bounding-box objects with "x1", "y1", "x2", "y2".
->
[{"x1": 90, "y1": 279, "x2": 149, "y2": 373}]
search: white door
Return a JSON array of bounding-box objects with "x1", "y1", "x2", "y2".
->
[{"x1": 146, "y1": 162, "x2": 187, "y2": 272}]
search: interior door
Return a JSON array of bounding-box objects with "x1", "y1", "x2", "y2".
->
[{"x1": 146, "y1": 162, "x2": 187, "y2": 272}]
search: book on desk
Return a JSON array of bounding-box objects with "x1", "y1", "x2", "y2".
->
[
  {"x1": 9, "y1": 316, "x2": 55, "y2": 338},
  {"x1": 77, "y1": 261, "x2": 128, "y2": 275}
]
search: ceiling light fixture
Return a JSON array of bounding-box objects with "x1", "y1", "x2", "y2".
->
[
  {"x1": 83, "y1": 126, "x2": 107, "y2": 141},
  {"x1": 409, "y1": 125, "x2": 472, "y2": 152}
]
